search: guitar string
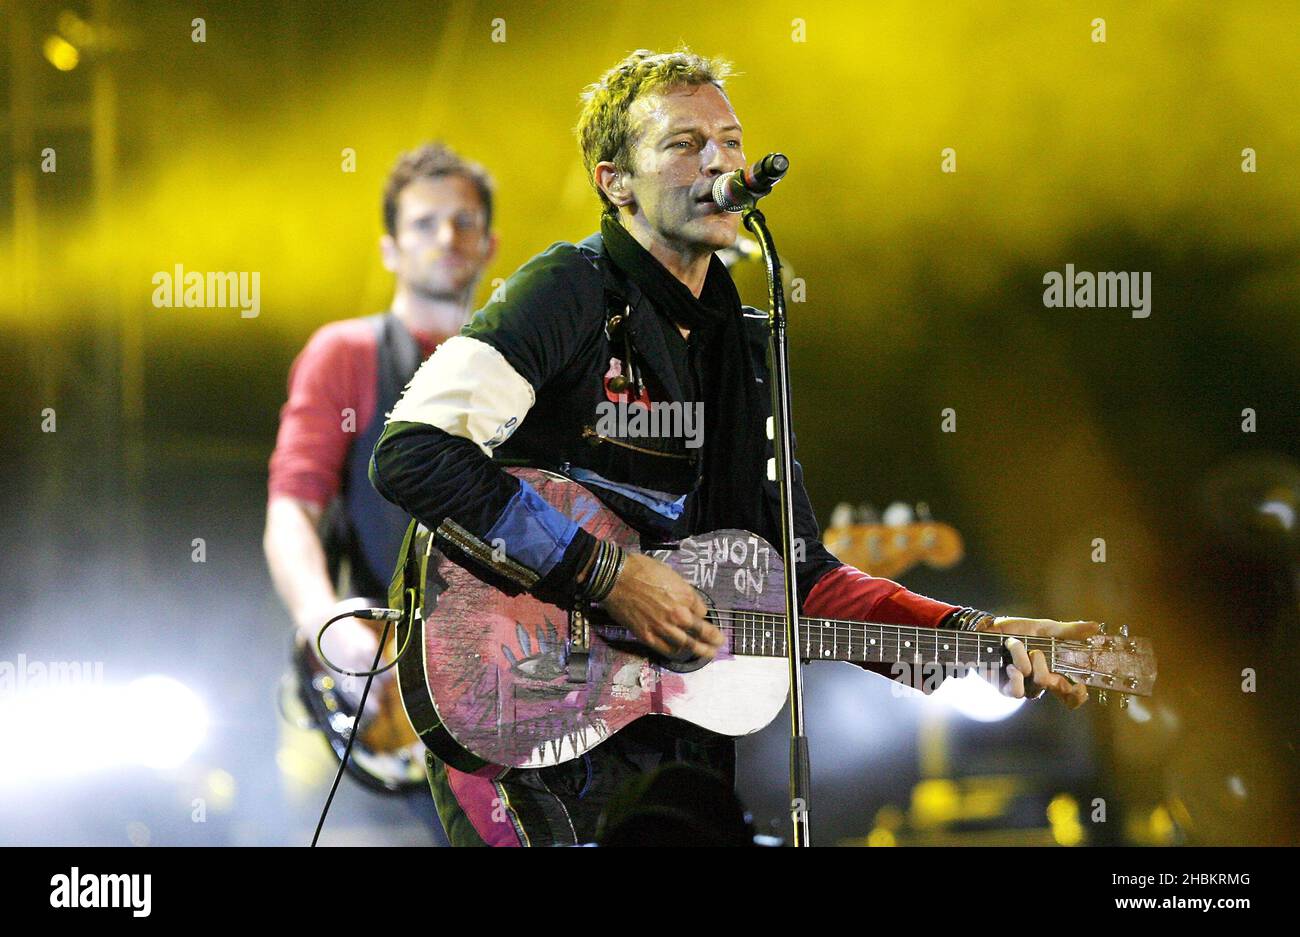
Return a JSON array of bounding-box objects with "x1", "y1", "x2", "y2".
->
[
  {"x1": 698, "y1": 613, "x2": 1120, "y2": 683},
  {"x1": 702, "y1": 607, "x2": 1071, "y2": 639},
  {"x1": 700, "y1": 610, "x2": 1064, "y2": 654}
]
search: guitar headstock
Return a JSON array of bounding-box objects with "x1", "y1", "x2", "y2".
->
[
  {"x1": 824, "y1": 514, "x2": 965, "y2": 579},
  {"x1": 1053, "y1": 625, "x2": 1158, "y2": 706}
]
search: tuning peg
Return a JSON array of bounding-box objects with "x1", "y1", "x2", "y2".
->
[
  {"x1": 916, "y1": 502, "x2": 932, "y2": 521},
  {"x1": 856, "y1": 504, "x2": 879, "y2": 525},
  {"x1": 883, "y1": 502, "x2": 914, "y2": 527},
  {"x1": 829, "y1": 502, "x2": 854, "y2": 528},
  {"x1": 1097, "y1": 690, "x2": 1109, "y2": 706},
  {"x1": 1118, "y1": 624, "x2": 1129, "y2": 638},
  {"x1": 1098, "y1": 622, "x2": 1108, "y2": 635},
  {"x1": 1118, "y1": 694, "x2": 1129, "y2": 711}
]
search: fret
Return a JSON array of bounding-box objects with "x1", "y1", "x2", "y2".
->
[{"x1": 713, "y1": 614, "x2": 1062, "y2": 667}]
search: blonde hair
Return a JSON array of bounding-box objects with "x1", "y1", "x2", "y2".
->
[{"x1": 576, "y1": 47, "x2": 734, "y2": 217}]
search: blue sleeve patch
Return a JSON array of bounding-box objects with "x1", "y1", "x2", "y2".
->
[{"x1": 484, "y1": 482, "x2": 580, "y2": 578}]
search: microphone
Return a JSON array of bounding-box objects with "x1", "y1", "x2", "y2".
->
[{"x1": 712, "y1": 152, "x2": 790, "y2": 212}]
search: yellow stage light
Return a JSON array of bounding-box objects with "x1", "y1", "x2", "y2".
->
[{"x1": 43, "y1": 35, "x2": 79, "y2": 71}]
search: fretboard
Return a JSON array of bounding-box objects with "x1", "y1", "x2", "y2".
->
[{"x1": 705, "y1": 609, "x2": 1054, "y2": 667}]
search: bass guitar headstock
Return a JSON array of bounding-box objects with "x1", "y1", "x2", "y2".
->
[{"x1": 824, "y1": 501, "x2": 964, "y2": 579}]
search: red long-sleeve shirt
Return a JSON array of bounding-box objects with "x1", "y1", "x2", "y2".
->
[
  {"x1": 804, "y1": 564, "x2": 958, "y2": 628},
  {"x1": 267, "y1": 317, "x2": 448, "y2": 509}
]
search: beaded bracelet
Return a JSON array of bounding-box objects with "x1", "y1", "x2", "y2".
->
[{"x1": 943, "y1": 606, "x2": 997, "y2": 632}]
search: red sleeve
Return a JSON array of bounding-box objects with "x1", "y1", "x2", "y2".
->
[
  {"x1": 267, "y1": 320, "x2": 378, "y2": 509},
  {"x1": 803, "y1": 564, "x2": 958, "y2": 629}
]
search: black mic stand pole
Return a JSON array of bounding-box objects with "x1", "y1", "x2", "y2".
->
[{"x1": 741, "y1": 202, "x2": 812, "y2": 847}]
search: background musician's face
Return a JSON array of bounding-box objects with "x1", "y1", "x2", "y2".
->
[
  {"x1": 619, "y1": 83, "x2": 746, "y2": 253},
  {"x1": 381, "y1": 174, "x2": 496, "y2": 301}
]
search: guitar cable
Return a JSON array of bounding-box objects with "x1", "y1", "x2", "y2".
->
[{"x1": 309, "y1": 592, "x2": 417, "y2": 847}]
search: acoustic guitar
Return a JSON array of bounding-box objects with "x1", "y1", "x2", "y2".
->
[{"x1": 392, "y1": 468, "x2": 1157, "y2": 773}]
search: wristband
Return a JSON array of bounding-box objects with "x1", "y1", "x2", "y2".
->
[{"x1": 942, "y1": 606, "x2": 997, "y2": 632}]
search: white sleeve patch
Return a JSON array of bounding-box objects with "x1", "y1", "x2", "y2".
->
[{"x1": 387, "y1": 335, "x2": 536, "y2": 456}]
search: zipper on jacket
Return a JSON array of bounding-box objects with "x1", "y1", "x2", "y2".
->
[{"x1": 581, "y1": 425, "x2": 696, "y2": 461}]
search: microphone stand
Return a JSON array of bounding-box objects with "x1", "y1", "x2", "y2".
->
[{"x1": 741, "y1": 204, "x2": 812, "y2": 847}]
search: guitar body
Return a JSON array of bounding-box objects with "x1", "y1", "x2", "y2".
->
[
  {"x1": 395, "y1": 468, "x2": 790, "y2": 772},
  {"x1": 393, "y1": 470, "x2": 1158, "y2": 774},
  {"x1": 289, "y1": 631, "x2": 427, "y2": 793}
]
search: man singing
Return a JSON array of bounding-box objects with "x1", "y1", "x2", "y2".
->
[{"x1": 371, "y1": 49, "x2": 1095, "y2": 847}]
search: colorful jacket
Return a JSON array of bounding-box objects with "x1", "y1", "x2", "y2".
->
[{"x1": 369, "y1": 231, "x2": 958, "y2": 627}]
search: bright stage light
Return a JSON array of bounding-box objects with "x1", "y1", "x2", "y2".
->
[
  {"x1": 42, "y1": 35, "x2": 79, "y2": 71},
  {"x1": 120, "y1": 675, "x2": 210, "y2": 770},
  {"x1": 927, "y1": 670, "x2": 1024, "y2": 722},
  {"x1": 0, "y1": 675, "x2": 209, "y2": 786}
]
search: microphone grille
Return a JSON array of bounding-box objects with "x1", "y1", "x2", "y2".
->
[{"x1": 712, "y1": 174, "x2": 746, "y2": 213}]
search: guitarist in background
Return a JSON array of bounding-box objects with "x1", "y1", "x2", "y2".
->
[
  {"x1": 371, "y1": 49, "x2": 1096, "y2": 847},
  {"x1": 264, "y1": 143, "x2": 497, "y2": 829}
]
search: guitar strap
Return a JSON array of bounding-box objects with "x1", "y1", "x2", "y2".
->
[{"x1": 322, "y1": 311, "x2": 423, "y2": 600}]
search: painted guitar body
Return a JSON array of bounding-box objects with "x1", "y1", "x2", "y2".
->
[{"x1": 395, "y1": 468, "x2": 790, "y2": 772}]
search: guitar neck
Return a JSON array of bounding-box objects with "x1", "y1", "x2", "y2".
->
[{"x1": 706, "y1": 610, "x2": 1048, "y2": 668}]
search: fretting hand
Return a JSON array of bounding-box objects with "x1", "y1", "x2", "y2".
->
[{"x1": 976, "y1": 616, "x2": 1100, "y2": 709}]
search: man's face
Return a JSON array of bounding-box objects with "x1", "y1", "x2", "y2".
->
[
  {"x1": 381, "y1": 175, "x2": 495, "y2": 300},
  {"x1": 618, "y1": 83, "x2": 746, "y2": 252}
]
